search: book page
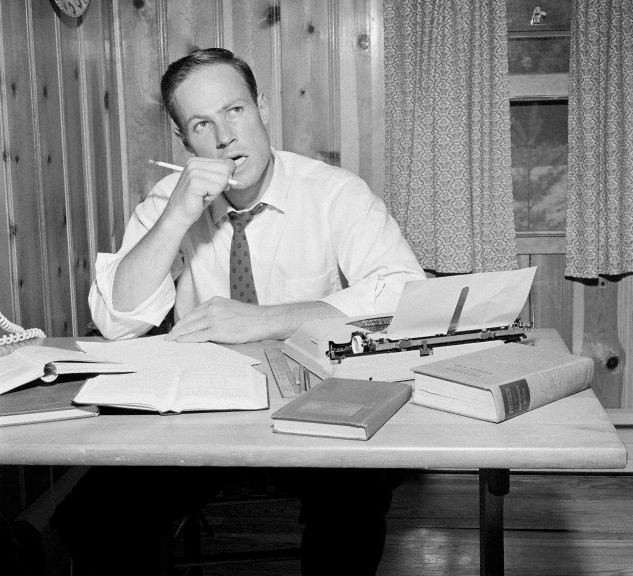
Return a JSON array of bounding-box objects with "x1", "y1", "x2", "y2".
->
[
  {"x1": 172, "y1": 364, "x2": 268, "y2": 412},
  {"x1": 78, "y1": 336, "x2": 259, "y2": 372},
  {"x1": 0, "y1": 353, "x2": 44, "y2": 394},
  {"x1": 13, "y1": 346, "x2": 130, "y2": 374},
  {"x1": 16, "y1": 345, "x2": 111, "y2": 364},
  {"x1": 73, "y1": 371, "x2": 178, "y2": 413}
]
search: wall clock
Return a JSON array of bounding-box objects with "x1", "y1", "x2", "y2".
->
[{"x1": 53, "y1": 0, "x2": 90, "y2": 18}]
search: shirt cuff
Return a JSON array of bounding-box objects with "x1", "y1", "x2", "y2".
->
[
  {"x1": 320, "y1": 276, "x2": 388, "y2": 317},
  {"x1": 320, "y1": 273, "x2": 426, "y2": 318}
]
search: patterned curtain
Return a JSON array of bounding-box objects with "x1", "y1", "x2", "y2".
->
[
  {"x1": 565, "y1": 0, "x2": 633, "y2": 278},
  {"x1": 383, "y1": 0, "x2": 516, "y2": 274}
]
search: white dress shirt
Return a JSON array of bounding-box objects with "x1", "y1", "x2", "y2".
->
[{"x1": 89, "y1": 150, "x2": 426, "y2": 339}]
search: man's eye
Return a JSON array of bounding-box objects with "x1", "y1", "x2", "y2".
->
[
  {"x1": 228, "y1": 106, "x2": 243, "y2": 117},
  {"x1": 194, "y1": 120, "x2": 209, "y2": 133}
]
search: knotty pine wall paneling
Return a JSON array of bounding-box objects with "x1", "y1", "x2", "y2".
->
[
  {"x1": 82, "y1": 1, "x2": 125, "y2": 278},
  {"x1": 339, "y1": 0, "x2": 385, "y2": 196},
  {"x1": 32, "y1": 0, "x2": 76, "y2": 337},
  {"x1": 516, "y1": 254, "x2": 573, "y2": 348},
  {"x1": 281, "y1": 0, "x2": 340, "y2": 167},
  {"x1": 165, "y1": 0, "x2": 223, "y2": 68},
  {"x1": 56, "y1": 9, "x2": 92, "y2": 337},
  {"x1": 573, "y1": 277, "x2": 627, "y2": 409},
  {"x1": 518, "y1": 249, "x2": 629, "y2": 410},
  {"x1": 0, "y1": 5, "x2": 14, "y2": 321},
  {"x1": 616, "y1": 275, "x2": 633, "y2": 410},
  {"x1": 0, "y1": 0, "x2": 48, "y2": 333},
  {"x1": 531, "y1": 254, "x2": 574, "y2": 348},
  {"x1": 0, "y1": 0, "x2": 122, "y2": 338},
  {"x1": 116, "y1": 0, "x2": 171, "y2": 211}
]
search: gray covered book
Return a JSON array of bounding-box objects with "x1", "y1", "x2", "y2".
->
[{"x1": 271, "y1": 377, "x2": 412, "y2": 440}]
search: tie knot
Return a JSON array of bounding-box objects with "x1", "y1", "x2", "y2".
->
[{"x1": 228, "y1": 202, "x2": 266, "y2": 228}]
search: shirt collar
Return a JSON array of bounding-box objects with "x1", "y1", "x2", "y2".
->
[{"x1": 210, "y1": 148, "x2": 289, "y2": 225}]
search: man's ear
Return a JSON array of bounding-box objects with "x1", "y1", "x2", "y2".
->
[
  {"x1": 257, "y1": 93, "x2": 270, "y2": 126},
  {"x1": 175, "y1": 127, "x2": 193, "y2": 153}
]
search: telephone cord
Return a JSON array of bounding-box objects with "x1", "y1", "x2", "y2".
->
[{"x1": 0, "y1": 314, "x2": 46, "y2": 345}]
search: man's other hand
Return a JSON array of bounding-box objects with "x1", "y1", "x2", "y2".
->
[
  {"x1": 165, "y1": 296, "x2": 344, "y2": 344},
  {"x1": 165, "y1": 296, "x2": 275, "y2": 344}
]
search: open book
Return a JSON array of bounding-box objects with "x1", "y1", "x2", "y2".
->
[
  {"x1": 0, "y1": 345, "x2": 132, "y2": 395},
  {"x1": 73, "y1": 363, "x2": 269, "y2": 414}
]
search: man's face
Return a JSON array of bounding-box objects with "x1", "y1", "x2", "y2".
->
[{"x1": 173, "y1": 64, "x2": 272, "y2": 192}]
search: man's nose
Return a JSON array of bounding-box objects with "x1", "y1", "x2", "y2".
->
[{"x1": 215, "y1": 121, "x2": 236, "y2": 149}]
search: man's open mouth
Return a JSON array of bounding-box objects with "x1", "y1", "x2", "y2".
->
[{"x1": 232, "y1": 156, "x2": 246, "y2": 168}]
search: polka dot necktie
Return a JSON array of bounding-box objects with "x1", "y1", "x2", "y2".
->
[{"x1": 228, "y1": 203, "x2": 267, "y2": 304}]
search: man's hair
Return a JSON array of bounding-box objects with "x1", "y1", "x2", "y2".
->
[{"x1": 160, "y1": 48, "x2": 259, "y2": 130}]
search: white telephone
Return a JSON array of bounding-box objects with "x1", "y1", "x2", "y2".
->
[{"x1": 0, "y1": 310, "x2": 46, "y2": 345}]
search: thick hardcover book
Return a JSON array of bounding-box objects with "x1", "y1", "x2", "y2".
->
[
  {"x1": 411, "y1": 342, "x2": 594, "y2": 423},
  {"x1": 0, "y1": 345, "x2": 132, "y2": 395},
  {"x1": 271, "y1": 377, "x2": 412, "y2": 440},
  {"x1": 0, "y1": 380, "x2": 98, "y2": 427}
]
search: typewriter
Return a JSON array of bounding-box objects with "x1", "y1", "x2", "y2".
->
[{"x1": 284, "y1": 268, "x2": 536, "y2": 382}]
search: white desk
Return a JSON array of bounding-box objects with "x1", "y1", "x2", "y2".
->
[{"x1": 0, "y1": 336, "x2": 627, "y2": 575}]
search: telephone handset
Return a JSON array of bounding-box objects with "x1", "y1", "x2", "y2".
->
[{"x1": 0, "y1": 310, "x2": 46, "y2": 345}]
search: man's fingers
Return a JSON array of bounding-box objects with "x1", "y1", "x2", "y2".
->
[
  {"x1": 164, "y1": 296, "x2": 251, "y2": 343},
  {"x1": 185, "y1": 158, "x2": 236, "y2": 192},
  {"x1": 172, "y1": 329, "x2": 213, "y2": 343},
  {"x1": 166, "y1": 314, "x2": 206, "y2": 340}
]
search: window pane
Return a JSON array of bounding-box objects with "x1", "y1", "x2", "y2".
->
[
  {"x1": 509, "y1": 37, "x2": 569, "y2": 74},
  {"x1": 511, "y1": 102, "x2": 568, "y2": 232},
  {"x1": 507, "y1": 0, "x2": 571, "y2": 32}
]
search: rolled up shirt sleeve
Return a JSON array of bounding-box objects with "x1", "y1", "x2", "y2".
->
[
  {"x1": 88, "y1": 252, "x2": 178, "y2": 340},
  {"x1": 319, "y1": 176, "x2": 426, "y2": 317},
  {"x1": 88, "y1": 175, "x2": 183, "y2": 340},
  {"x1": 320, "y1": 270, "x2": 425, "y2": 318}
]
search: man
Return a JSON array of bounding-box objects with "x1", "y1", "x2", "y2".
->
[
  {"x1": 89, "y1": 48, "x2": 424, "y2": 343},
  {"x1": 54, "y1": 48, "x2": 426, "y2": 575}
]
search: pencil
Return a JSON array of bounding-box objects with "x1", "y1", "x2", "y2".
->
[{"x1": 149, "y1": 159, "x2": 241, "y2": 186}]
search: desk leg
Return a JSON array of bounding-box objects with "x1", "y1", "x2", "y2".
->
[
  {"x1": 159, "y1": 531, "x2": 172, "y2": 576},
  {"x1": 479, "y1": 468, "x2": 510, "y2": 576}
]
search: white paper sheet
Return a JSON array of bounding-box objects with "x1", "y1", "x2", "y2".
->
[
  {"x1": 386, "y1": 267, "x2": 536, "y2": 340},
  {"x1": 77, "y1": 335, "x2": 259, "y2": 372}
]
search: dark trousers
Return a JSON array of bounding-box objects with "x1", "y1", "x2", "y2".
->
[{"x1": 51, "y1": 466, "x2": 402, "y2": 576}]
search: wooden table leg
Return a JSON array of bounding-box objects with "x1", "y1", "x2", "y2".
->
[{"x1": 479, "y1": 468, "x2": 510, "y2": 576}]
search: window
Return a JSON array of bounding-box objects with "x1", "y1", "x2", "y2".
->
[
  {"x1": 511, "y1": 101, "x2": 568, "y2": 231},
  {"x1": 507, "y1": 0, "x2": 571, "y2": 240}
]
